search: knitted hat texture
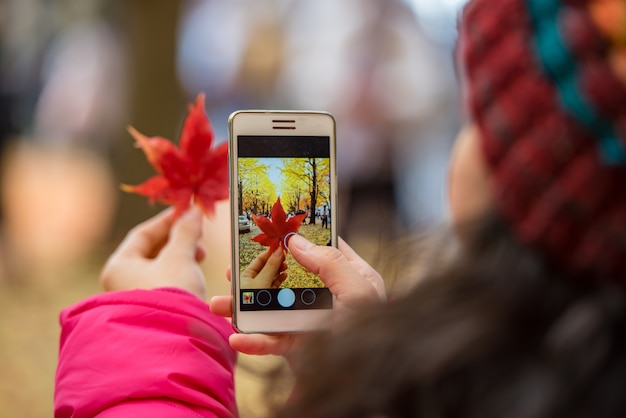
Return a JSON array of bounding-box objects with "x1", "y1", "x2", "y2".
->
[{"x1": 460, "y1": 0, "x2": 626, "y2": 281}]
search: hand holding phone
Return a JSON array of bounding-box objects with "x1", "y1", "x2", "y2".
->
[
  {"x1": 229, "y1": 110, "x2": 338, "y2": 333},
  {"x1": 209, "y1": 235, "x2": 387, "y2": 358}
]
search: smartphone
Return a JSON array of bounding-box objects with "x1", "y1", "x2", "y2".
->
[{"x1": 228, "y1": 110, "x2": 337, "y2": 334}]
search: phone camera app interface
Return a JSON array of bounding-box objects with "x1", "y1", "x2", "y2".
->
[{"x1": 237, "y1": 135, "x2": 333, "y2": 311}]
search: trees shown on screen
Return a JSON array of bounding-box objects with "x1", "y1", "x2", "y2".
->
[
  {"x1": 281, "y1": 158, "x2": 330, "y2": 224},
  {"x1": 238, "y1": 158, "x2": 276, "y2": 215}
]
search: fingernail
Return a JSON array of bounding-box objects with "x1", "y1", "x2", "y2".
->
[{"x1": 287, "y1": 234, "x2": 312, "y2": 252}]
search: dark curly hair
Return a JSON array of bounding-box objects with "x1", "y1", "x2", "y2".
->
[{"x1": 272, "y1": 214, "x2": 626, "y2": 418}]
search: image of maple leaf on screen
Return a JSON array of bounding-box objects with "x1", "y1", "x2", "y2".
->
[
  {"x1": 121, "y1": 93, "x2": 228, "y2": 218},
  {"x1": 251, "y1": 197, "x2": 307, "y2": 254}
]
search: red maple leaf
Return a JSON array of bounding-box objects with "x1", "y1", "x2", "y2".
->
[
  {"x1": 121, "y1": 93, "x2": 228, "y2": 218},
  {"x1": 251, "y1": 197, "x2": 307, "y2": 253}
]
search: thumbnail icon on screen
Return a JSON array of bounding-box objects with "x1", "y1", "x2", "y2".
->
[{"x1": 242, "y1": 292, "x2": 254, "y2": 305}]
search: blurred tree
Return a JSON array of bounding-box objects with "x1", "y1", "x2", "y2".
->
[
  {"x1": 239, "y1": 158, "x2": 275, "y2": 215},
  {"x1": 281, "y1": 157, "x2": 330, "y2": 224},
  {"x1": 111, "y1": 0, "x2": 185, "y2": 238}
]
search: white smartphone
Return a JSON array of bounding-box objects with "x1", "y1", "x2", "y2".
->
[{"x1": 228, "y1": 110, "x2": 337, "y2": 334}]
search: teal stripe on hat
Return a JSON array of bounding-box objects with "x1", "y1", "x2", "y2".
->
[{"x1": 526, "y1": 0, "x2": 626, "y2": 165}]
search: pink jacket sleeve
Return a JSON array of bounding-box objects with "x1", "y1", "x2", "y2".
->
[{"x1": 55, "y1": 288, "x2": 238, "y2": 418}]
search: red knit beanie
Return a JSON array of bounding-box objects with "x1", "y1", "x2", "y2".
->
[{"x1": 459, "y1": 0, "x2": 626, "y2": 282}]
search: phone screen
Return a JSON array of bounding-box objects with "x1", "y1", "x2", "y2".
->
[{"x1": 236, "y1": 135, "x2": 333, "y2": 312}]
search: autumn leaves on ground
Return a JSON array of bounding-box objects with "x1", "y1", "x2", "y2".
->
[{"x1": 240, "y1": 220, "x2": 331, "y2": 288}]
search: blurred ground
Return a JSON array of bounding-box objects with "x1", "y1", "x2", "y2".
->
[{"x1": 0, "y1": 262, "x2": 100, "y2": 417}]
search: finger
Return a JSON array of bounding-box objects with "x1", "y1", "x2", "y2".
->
[
  {"x1": 289, "y1": 234, "x2": 379, "y2": 304},
  {"x1": 161, "y1": 205, "x2": 203, "y2": 261},
  {"x1": 226, "y1": 266, "x2": 232, "y2": 283},
  {"x1": 339, "y1": 237, "x2": 387, "y2": 301},
  {"x1": 258, "y1": 248, "x2": 284, "y2": 277},
  {"x1": 195, "y1": 244, "x2": 206, "y2": 263},
  {"x1": 244, "y1": 248, "x2": 273, "y2": 276},
  {"x1": 271, "y1": 272, "x2": 287, "y2": 288},
  {"x1": 209, "y1": 295, "x2": 233, "y2": 318},
  {"x1": 114, "y1": 208, "x2": 175, "y2": 258},
  {"x1": 229, "y1": 333, "x2": 295, "y2": 357},
  {"x1": 289, "y1": 235, "x2": 351, "y2": 285}
]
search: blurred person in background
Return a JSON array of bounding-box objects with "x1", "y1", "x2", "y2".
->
[
  {"x1": 0, "y1": 0, "x2": 52, "y2": 278},
  {"x1": 176, "y1": 0, "x2": 291, "y2": 141},
  {"x1": 55, "y1": 1, "x2": 626, "y2": 418},
  {"x1": 0, "y1": 0, "x2": 126, "y2": 279}
]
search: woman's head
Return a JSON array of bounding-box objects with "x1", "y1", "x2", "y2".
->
[
  {"x1": 452, "y1": 0, "x2": 626, "y2": 282},
  {"x1": 277, "y1": 213, "x2": 626, "y2": 418}
]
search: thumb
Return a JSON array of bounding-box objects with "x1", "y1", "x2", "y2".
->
[
  {"x1": 288, "y1": 235, "x2": 351, "y2": 291},
  {"x1": 229, "y1": 333, "x2": 297, "y2": 357},
  {"x1": 161, "y1": 205, "x2": 204, "y2": 260},
  {"x1": 259, "y1": 248, "x2": 284, "y2": 275},
  {"x1": 288, "y1": 234, "x2": 379, "y2": 305}
]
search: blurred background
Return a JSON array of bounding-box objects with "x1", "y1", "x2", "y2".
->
[{"x1": 0, "y1": 0, "x2": 465, "y2": 416}]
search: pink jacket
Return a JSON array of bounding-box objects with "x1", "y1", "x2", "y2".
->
[{"x1": 55, "y1": 288, "x2": 238, "y2": 417}]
